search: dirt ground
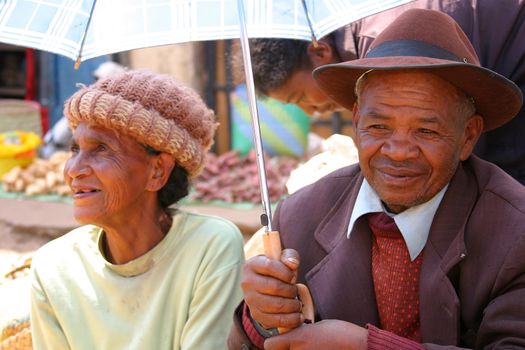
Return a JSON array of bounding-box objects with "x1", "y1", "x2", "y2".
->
[
  {"x1": 0, "y1": 220, "x2": 54, "y2": 326},
  {"x1": 0, "y1": 221, "x2": 51, "y2": 275}
]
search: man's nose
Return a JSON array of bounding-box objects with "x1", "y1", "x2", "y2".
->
[{"x1": 380, "y1": 134, "x2": 419, "y2": 160}]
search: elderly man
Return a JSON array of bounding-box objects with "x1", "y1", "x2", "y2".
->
[
  {"x1": 229, "y1": 9, "x2": 525, "y2": 350},
  {"x1": 248, "y1": 0, "x2": 525, "y2": 185}
]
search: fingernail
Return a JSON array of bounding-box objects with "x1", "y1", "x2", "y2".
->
[{"x1": 286, "y1": 257, "x2": 299, "y2": 265}]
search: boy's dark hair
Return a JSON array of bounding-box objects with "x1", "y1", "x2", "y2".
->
[{"x1": 248, "y1": 38, "x2": 311, "y2": 96}]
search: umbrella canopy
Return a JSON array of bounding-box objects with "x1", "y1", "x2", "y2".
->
[
  {"x1": 0, "y1": 0, "x2": 413, "y2": 230},
  {"x1": 0, "y1": 0, "x2": 413, "y2": 63}
]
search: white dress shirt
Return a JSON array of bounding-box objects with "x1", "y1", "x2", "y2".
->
[{"x1": 347, "y1": 179, "x2": 448, "y2": 261}]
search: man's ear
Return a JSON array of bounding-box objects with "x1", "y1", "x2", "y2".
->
[
  {"x1": 146, "y1": 153, "x2": 176, "y2": 192},
  {"x1": 351, "y1": 103, "x2": 360, "y2": 130},
  {"x1": 459, "y1": 114, "x2": 484, "y2": 161},
  {"x1": 306, "y1": 40, "x2": 336, "y2": 67}
]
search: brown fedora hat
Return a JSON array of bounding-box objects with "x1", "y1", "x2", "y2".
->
[{"x1": 313, "y1": 9, "x2": 523, "y2": 131}]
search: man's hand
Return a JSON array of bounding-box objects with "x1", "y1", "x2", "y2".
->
[
  {"x1": 263, "y1": 320, "x2": 368, "y2": 350},
  {"x1": 242, "y1": 248, "x2": 304, "y2": 329}
]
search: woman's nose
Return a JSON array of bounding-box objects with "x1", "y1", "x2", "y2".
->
[{"x1": 64, "y1": 152, "x2": 92, "y2": 179}]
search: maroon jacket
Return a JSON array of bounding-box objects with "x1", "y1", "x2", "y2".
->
[
  {"x1": 228, "y1": 156, "x2": 525, "y2": 349},
  {"x1": 333, "y1": 0, "x2": 525, "y2": 185}
]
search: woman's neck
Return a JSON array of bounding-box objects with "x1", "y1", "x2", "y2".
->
[{"x1": 101, "y1": 208, "x2": 173, "y2": 264}]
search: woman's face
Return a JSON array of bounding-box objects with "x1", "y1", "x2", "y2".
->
[{"x1": 64, "y1": 123, "x2": 158, "y2": 226}]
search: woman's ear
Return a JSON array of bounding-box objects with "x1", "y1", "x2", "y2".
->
[
  {"x1": 306, "y1": 40, "x2": 336, "y2": 67},
  {"x1": 146, "y1": 153, "x2": 176, "y2": 192}
]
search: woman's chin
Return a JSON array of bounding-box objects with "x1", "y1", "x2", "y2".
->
[{"x1": 73, "y1": 208, "x2": 103, "y2": 226}]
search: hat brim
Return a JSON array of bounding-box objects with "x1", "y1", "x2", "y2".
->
[{"x1": 313, "y1": 56, "x2": 523, "y2": 131}]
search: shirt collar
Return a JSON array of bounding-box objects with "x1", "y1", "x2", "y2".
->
[{"x1": 347, "y1": 179, "x2": 448, "y2": 261}]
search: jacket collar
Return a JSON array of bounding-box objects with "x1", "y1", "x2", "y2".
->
[{"x1": 313, "y1": 174, "x2": 363, "y2": 252}]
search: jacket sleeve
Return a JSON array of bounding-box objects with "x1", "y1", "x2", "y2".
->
[{"x1": 227, "y1": 302, "x2": 264, "y2": 350}]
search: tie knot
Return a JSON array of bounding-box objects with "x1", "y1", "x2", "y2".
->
[{"x1": 366, "y1": 212, "x2": 402, "y2": 238}]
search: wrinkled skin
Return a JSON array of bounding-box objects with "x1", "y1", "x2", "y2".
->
[
  {"x1": 64, "y1": 123, "x2": 175, "y2": 263},
  {"x1": 353, "y1": 71, "x2": 483, "y2": 213},
  {"x1": 242, "y1": 71, "x2": 483, "y2": 349}
]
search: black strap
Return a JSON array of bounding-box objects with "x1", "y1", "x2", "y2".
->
[{"x1": 366, "y1": 39, "x2": 462, "y2": 62}]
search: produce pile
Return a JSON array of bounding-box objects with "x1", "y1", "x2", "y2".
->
[
  {"x1": 1, "y1": 151, "x2": 71, "y2": 196},
  {"x1": 1, "y1": 150, "x2": 299, "y2": 203},
  {"x1": 191, "y1": 150, "x2": 298, "y2": 203}
]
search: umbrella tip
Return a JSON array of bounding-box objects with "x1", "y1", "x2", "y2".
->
[
  {"x1": 74, "y1": 57, "x2": 81, "y2": 70},
  {"x1": 311, "y1": 34, "x2": 319, "y2": 48}
]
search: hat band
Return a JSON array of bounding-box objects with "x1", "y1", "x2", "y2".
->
[{"x1": 366, "y1": 39, "x2": 461, "y2": 62}]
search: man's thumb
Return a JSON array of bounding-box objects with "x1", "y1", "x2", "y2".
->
[{"x1": 280, "y1": 248, "x2": 300, "y2": 271}]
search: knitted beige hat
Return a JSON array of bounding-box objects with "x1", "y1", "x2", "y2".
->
[{"x1": 64, "y1": 69, "x2": 217, "y2": 177}]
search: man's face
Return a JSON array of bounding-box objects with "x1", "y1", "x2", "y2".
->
[
  {"x1": 268, "y1": 69, "x2": 344, "y2": 116},
  {"x1": 353, "y1": 71, "x2": 482, "y2": 213}
]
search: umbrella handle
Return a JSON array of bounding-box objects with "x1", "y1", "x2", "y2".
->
[{"x1": 263, "y1": 231, "x2": 315, "y2": 334}]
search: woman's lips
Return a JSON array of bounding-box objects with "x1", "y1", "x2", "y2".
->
[{"x1": 71, "y1": 186, "x2": 101, "y2": 199}]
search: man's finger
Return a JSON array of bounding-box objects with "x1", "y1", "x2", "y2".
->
[
  {"x1": 242, "y1": 271, "x2": 298, "y2": 299},
  {"x1": 264, "y1": 332, "x2": 292, "y2": 350},
  {"x1": 247, "y1": 255, "x2": 297, "y2": 283},
  {"x1": 253, "y1": 308, "x2": 304, "y2": 330},
  {"x1": 248, "y1": 293, "x2": 303, "y2": 315},
  {"x1": 280, "y1": 249, "x2": 300, "y2": 271}
]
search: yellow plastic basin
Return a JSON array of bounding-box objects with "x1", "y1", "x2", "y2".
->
[{"x1": 0, "y1": 131, "x2": 41, "y2": 177}]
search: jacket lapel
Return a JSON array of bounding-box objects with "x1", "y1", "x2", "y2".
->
[
  {"x1": 419, "y1": 161, "x2": 478, "y2": 343},
  {"x1": 305, "y1": 175, "x2": 380, "y2": 326}
]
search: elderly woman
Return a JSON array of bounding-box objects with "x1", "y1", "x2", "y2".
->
[{"x1": 29, "y1": 70, "x2": 244, "y2": 349}]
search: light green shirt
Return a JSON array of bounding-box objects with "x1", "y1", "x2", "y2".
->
[{"x1": 30, "y1": 210, "x2": 244, "y2": 350}]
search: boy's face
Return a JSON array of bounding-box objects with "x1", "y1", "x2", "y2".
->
[{"x1": 267, "y1": 68, "x2": 344, "y2": 116}]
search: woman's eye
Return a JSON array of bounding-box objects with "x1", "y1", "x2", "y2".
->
[
  {"x1": 70, "y1": 144, "x2": 79, "y2": 153},
  {"x1": 96, "y1": 144, "x2": 108, "y2": 152}
]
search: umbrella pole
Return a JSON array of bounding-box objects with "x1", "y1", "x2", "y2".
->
[{"x1": 236, "y1": 0, "x2": 274, "y2": 232}]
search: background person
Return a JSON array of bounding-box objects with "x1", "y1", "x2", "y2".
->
[
  {"x1": 30, "y1": 70, "x2": 245, "y2": 350},
  {"x1": 246, "y1": 0, "x2": 525, "y2": 185},
  {"x1": 229, "y1": 9, "x2": 525, "y2": 349}
]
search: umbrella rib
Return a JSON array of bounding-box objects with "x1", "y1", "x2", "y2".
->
[
  {"x1": 75, "y1": 0, "x2": 98, "y2": 69},
  {"x1": 301, "y1": 0, "x2": 318, "y2": 47}
]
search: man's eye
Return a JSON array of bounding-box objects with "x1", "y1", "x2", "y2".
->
[
  {"x1": 370, "y1": 124, "x2": 387, "y2": 130},
  {"x1": 419, "y1": 128, "x2": 438, "y2": 135}
]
